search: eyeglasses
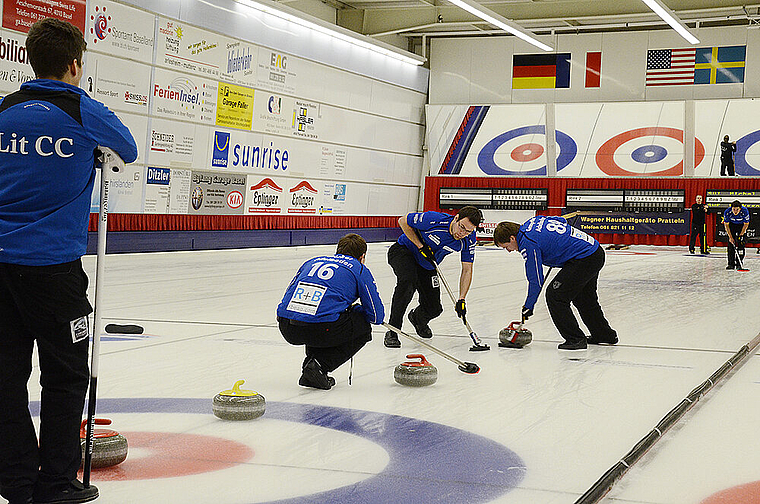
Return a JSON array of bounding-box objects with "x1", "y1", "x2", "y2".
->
[{"x1": 456, "y1": 220, "x2": 475, "y2": 234}]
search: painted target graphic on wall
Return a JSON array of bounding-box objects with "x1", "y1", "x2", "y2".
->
[
  {"x1": 734, "y1": 130, "x2": 760, "y2": 176},
  {"x1": 477, "y1": 125, "x2": 577, "y2": 176},
  {"x1": 595, "y1": 127, "x2": 705, "y2": 176}
]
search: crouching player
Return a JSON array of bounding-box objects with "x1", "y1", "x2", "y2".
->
[
  {"x1": 277, "y1": 234, "x2": 384, "y2": 389},
  {"x1": 493, "y1": 216, "x2": 617, "y2": 350}
]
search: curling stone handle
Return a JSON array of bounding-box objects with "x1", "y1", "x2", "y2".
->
[
  {"x1": 80, "y1": 418, "x2": 112, "y2": 436},
  {"x1": 404, "y1": 354, "x2": 431, "y2": 366}
]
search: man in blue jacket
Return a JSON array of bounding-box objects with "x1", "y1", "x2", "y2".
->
[
  {"x1": 383, "y1": 206, "x2": 481, "y2": 348},
  {"x1": 723, "y1": 200, "x2": 750, "y2": 269},
  {"x1": 493, "y1": 216, "x2": 617, "y2": 351},
  {"x1": 0, "y1": 18, "x2": 137, "y2": 504},
  {"x1": 277, "y1": 234, "x2": 385, "y2": 390}
]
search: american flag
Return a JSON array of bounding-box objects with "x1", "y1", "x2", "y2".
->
[{"x1": 646, "y1": 48, "x2": 696, "y2": 86}]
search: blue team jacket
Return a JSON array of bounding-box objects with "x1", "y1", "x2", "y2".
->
[
  {"x1": 517, "y1": 215, "x2": 599, "y2": 310},
  {"x1": 398, "y1": 211, "x2": 476, "y2": 270},
  {"x1": 0, "y1": 79, "x2": 137, "y2": 266},
  {"x1": 723, "y1": 206, "x2": 750, "y2": 225},
  {"x1": 277, "y1": 254, "x2": 385, "y2": 324}
]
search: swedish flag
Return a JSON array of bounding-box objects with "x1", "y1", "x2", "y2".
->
[{"x1": 694, "y1": 46, "x2": 745, "y2": 84}]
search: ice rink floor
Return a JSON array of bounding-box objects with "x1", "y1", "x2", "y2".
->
[{"x1": 14, "y1": 242, "x2": 760, "y2": 504}]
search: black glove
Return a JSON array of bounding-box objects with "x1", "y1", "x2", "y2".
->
[
  {"x1": 455, "y1": 299, "x2": 466, "y2": 319},
  {"x1": 418, "y1": 244, "x2": 436, "y2": 266},
  {"x1": 521, "y1": 306, "x2": 533, "y2": 322}
]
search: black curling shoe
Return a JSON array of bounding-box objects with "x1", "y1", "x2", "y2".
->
[
  {"x1": 384, "y1": 330, "x2": 401, "y2": 348},
  {"x1": 299, "y1": 358, "x2": 334, "y2": 390},
  {"x1": 34, "y1": 480, "x2": 98, "y2": 504}
]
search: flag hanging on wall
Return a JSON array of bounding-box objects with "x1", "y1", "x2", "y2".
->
[
  {"x1": 694, "y1": 46, "x2": 746, "y2": 84},
  {"x1": 512, "y1": 53, "x2": 571, "y2": 89},
  {"x1": 646, "y1": 46, "x2": 746, "y2": 86},
  {"x1": 585, "y1": 52, "x2": 601, "y2": 88},
  {"x1": 646, "y1": 48, "x2": 696, "y2": 86}
]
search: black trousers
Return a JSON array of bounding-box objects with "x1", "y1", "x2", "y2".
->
[
  {"x1": 278, "y1": 308, "x2": 372, "y2": 372},
  {"x1": 721, "y1": 158, "x2": 735, "y2": 176},
  {"x1": 545, "y1": 247, "x2": 616, "y2": 344},
  {"x1": 689, "y1": 223, "x2": 707, "y2": 253},
  {"x1": 727, "y1": 223, "x2": 746, "y2": 267},
  {"x1": 0, "y1": 260, "x2": 92, "y2": 503},
  {"x1": 387, "y1": 243, "x2": 442, "y2": 330}
]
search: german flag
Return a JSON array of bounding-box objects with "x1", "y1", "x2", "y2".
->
[{"x1": 512, "y1": 53, "x2": 571, "y2": 89}]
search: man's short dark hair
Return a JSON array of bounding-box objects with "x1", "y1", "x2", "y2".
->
[
  {"x1": 731, "y1": 200, "x2": 742, "y2": 208},
  {"x1": 457, "y1": 206, "x2": 482, "y2": 226},
  {"x1": 336, "y1": 233, "x2": 367, "y2": 260},
  {"x1": 493, "y1": 221, "x2": 521, "y2": 246},
  {"x1": 26, "y1": 18, "x2": 87, "y2": 79}
]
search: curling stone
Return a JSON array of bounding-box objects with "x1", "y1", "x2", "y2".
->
[
  {"x1": 499, "y1": 321, "x2": 532, "y2": 348},
  {"x1": 213, "y1": 380, "x2": 266, "y2": 420},
  {"x1": 79, "y1": 418, "x2": 128, "y2": 468},
  {"x1": 394, "y1": 354, "x2": 438, "y2": 387}
]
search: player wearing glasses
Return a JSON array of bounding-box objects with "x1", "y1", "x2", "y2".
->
[{"x1": 384, "y1": 206, "x2": 481, "y2": 348}]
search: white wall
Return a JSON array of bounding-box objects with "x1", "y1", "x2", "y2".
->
[{"x1": 430, "y1": 25, "x2": 758, "y2": 105}]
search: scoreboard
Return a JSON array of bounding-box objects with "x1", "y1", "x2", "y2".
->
[
  {"x1": 566, "y1": 189, "x2": 684, "y2": 212},
  {"x1": 705, "y1": 190, "x2": 760, "y2": 212},
  {"x1": 439, "y1": 187, "x2": 548, "y2": 210}
]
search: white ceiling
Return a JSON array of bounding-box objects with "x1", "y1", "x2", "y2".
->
[{"x1": 323, "y1": 0, "x2": 760, "y2": 45}]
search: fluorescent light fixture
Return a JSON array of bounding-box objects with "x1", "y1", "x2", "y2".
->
[
  {"x1": 236, "y1": 0, "x2": 426, "y2": 65},
  {"x1": 446, "y1": 0, "x2": 553, "y2": 52},
  {"x1": 640, "y1": 0, "x2": 700, "y2": 44}
]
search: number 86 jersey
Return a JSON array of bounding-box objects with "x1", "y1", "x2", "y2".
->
[{"x1": 277, "y1": 254, "x2": 385, "y2": 325}]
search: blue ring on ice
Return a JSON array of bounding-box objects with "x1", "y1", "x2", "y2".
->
[
  {"x1": 30, "y1": 398, "x2": 526, "y2": 503},
  {"x1": 631, "y1": 145, "x2": 667, "y2": 164}
]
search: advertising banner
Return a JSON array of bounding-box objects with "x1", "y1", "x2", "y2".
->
[
  {"x1": 83, "y1": 53, "x2": 150, "y2": 114},
  {"x1": 143, "y1": 167, "x2": 192, "y2": 214},
  {"x1": 3, "y1": 0, "x2": 85, "y2": 34},
  {"x1": 0, "y1": 28, "x2": 34, "y2": 93},
  {"x1": 252, "y1": 90, "x2": 292, "y2": 136},
  {"x1": 152, "y1": 67, "x2": 217, "y2": 124},
  {"x1": 286, "y1": 180, "x2": 319, "y2": 214},
  {"x1": 256, "y1": 48, "x2": 297, "y2": 94},
  {"x1": 87, "y1": 1, "x2": 154, "y2": 64},
  {"x1": 156, "y1": 16, "x2": 224, "y2": 78},
  {"x1": 209, "y1": 129, "x2": 290, "y2": 173},
  {"x1": 220, "y1": 39, "x2": 256, "y2": 87},
  {"x1": 216, "y1": 81, "x2": 254, "y2": 130},
  {"x1": 148, "y1": 118, "x2": 199, "y2": 167},
  {"x1": 245, "y1": 176, "x2": 284, "y2": 214},
  {"x1": 189, "y1": 170, "x2": 246, "y2": 215},
  {"x1": 574, "y1": 212, "x2": 690, "y2": 235}
]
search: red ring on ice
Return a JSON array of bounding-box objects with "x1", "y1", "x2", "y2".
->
[
  {"x1": 510, "y1": 143, "x2": 544, "y2": 162},
  {"x1": 78, "y1": 432, "x2": 254, "y2": 480},
  {"x1": 595, "y1": 127, "x2": 705, "y2": 176},
  {"x1": 699, "y1": 480, "x2": 760, "y2": 503}
]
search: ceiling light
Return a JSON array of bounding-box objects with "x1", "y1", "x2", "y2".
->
[
  {"x1": 446, "y1": 0, "x2": 553, "y2": 52},
  {"x1": 640, "y1": 0, "x2": 700, "y2": 44},
  {"x1": 237, "y1": 0, "x2": 426, "y2": 65}
]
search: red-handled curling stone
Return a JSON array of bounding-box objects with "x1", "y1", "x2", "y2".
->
[
  {"x1": 499, "y1": 321, "x2": 533, "y2": 348},
  {"x1": 394, "y1": 354, "x2": 438, "y2": 387},
  {"x1": 79, "y1": 418, "x2": 128, "y2": 468}
]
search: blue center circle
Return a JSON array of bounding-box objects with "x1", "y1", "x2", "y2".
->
[
  {"x1": 32, "y1": 398, "x2": 525, "y2": 503},
  {"x1": 734, "y1": 130, "x2": 760, "y2": 176},
  {"x1": 631, "y1": 144, "x2": 667, "y2": 164}
]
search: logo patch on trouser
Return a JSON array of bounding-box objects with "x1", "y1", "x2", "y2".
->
[
  {"x1": 70, "y1": 316, "x2": 89, "y2": 344},
  {"x1": 552, "y1": 280, "x2": 562, "y2": 290},
  {"x1": 431, "y1": 275, "x2": 439, "y2": 288}
]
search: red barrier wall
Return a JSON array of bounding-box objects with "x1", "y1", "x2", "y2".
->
[{"x1": 424, "y1": 177, "x2": 760, "y2": 246}]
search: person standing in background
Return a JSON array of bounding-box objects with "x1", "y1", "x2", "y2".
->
[
  {"x1": 720, "y1": 135, "x2": 737, "y2": 176},
  {"x1": 689, "y1": 195, "x2": 709, "y2": 255},
  {"x1": 0, "y1": 17, "x2": 138, "y2": 504}
]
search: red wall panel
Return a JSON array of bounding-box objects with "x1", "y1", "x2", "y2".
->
[{"x1": 424, "y1": 177, "x2": 760, "y2": 246}]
